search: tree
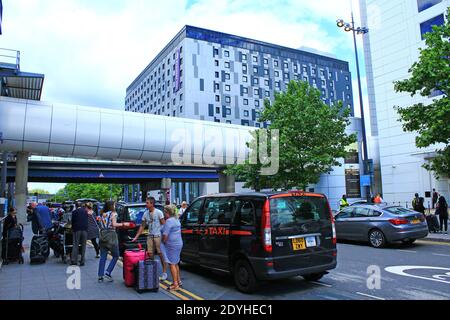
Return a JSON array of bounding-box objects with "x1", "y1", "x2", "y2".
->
[
  {"x1": 52, "y1": 184, "x2": 123, "y2": 202},
  {"x1": 29, "y1": 188, "x2": 50, "y2": 195},
  {"x1": 394, "y1": 7, "x2": 450, "y2": 177},
  {"x1": 226, "y1": 80, "x2": 356, "y2": 191}
]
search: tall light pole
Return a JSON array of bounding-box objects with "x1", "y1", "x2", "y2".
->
[{"x1": 337, "y1": 13, "x2": 372, "y2": 201}]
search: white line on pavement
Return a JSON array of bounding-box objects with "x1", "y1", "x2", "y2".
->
[
  {"x1": 396, "y1": 250, "x2": 417, "y2": 253},
  {"x1": 432, "y1": 253, "x2": 450, "y2": 258},
  {"x1": 311, "y1": 281, "x2": 333, "y2": 288},
  {"x1": 356, "y1": 292, "x2": 386, "y2": 300}
]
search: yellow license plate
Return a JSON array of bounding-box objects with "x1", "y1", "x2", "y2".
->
[
  {"x1": 292, "y1": 238, "x2": 307, "y2": 251},
  {"x1": 411, "y1": 219, "x2": 421, "y2": 224}
]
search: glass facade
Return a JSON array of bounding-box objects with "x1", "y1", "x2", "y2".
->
[
  {"x1": 417, "y1": 0, "x2": 442, "y2": 12},
  {"x1": 420, "y1": 14, "x2": 445, "y2": 40}
]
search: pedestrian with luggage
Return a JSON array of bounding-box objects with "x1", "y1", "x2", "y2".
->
[
  {"x1": 436, "y1": 196, "x2": 448, "y2": 234},
  {"x1": 132, "y1": 197, "x2": 168, "y2": 281},
  {"x1": 98, "y1": 200, "x2": 130, "y2": 282},
  {"x1": 432, "y1": 189, "x2": 439, "y2": 209},
  {"x1": 71, "y1": 202, "x2": 88, "y2": 266},
  {"x1": 86, "y1": 202, "x2": 100, "y2": 258},
  {"x1": 161, "y1": 205, "x2": 183, "y2": 291}
]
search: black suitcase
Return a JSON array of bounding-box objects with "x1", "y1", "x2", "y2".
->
[
  {"x1": 134, "y1": 259, "x2": 159, "y2": 293},
  {"x1": 30, "y1": 235, "x2": 49, "y2": 264},
  {"x1": 426, "y1": 215, "x2": 440, "y2": 232}
]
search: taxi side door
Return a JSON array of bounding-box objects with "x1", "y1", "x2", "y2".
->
[{"x1": 180, "y1": 198, "x2": 204, "y2": 265}]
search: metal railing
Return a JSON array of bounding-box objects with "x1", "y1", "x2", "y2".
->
[{"x1": 0, "y1": 48, "x2": 20, "y2": 73}]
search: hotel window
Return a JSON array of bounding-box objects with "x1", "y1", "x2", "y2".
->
[
  {"x1": 254, "y1": 89, "x2": 259, "y2": 95},
  {"x1": 264, "y1": 79, "x2": 269, "y2": 86},
  {"x1": 224, "y1": 50, "x2": 230, "y2": 57},
  {"x1": 253, "y1": 78, "x2": 259, "y2": 85},
  {"x1": 244, "y1": 99, "x2": 249, "y2": 105},
  {"x1": 173, "y1": 110, "x2": 176, "y2": 117},
  {"x1": 243, "y1": 76, "x2": 248, "y2": 83},
  {"x1": 214, "y1": 83, "x2": 220, "y2": 91},
  {"x1": 225, "y1": 85, "x2": 231, "y2": 91},
  {"x1": 226, "y1": 120, "x2": 232, "y2": 124},
  {"x1": 253, "y1": 67, "x2": 258, "y2": 74},
  {"x1": 312, "y1": 79, "x2": 317, "y2": 85},
  {"x1": 214, "y1": 48, "x2": 219, "y2": 56},
  {"x1": 226, "y1": 108, "x2": 231, "y2": 115},
  {"x1": 321, "y1": 80, "x2": 326, "y2": 86},
  {"x1": 420, "y1": 14, "x2": 445, "y2": 40},
  {"x1": 225, "y1": 96, "x2": 231, "y2": 103},
  {"x1": 180, "y1": 93, "x2": 183, "y2": 101},
  {"x1": 329, "y1": 72, "x2": 333, "y2": 79},
  {"x1": 284, "y1": 73, "x2": 289, "y2": 79},
  {"x1": 243, "y1": 87, "x2": 248, "y2": 94},
  {"x1": 264, "y1": 69, "x2": 269, "y2": 76},
  {"x1": 264, "y1": 58, "x2": 268, "y2": 65},
  {"x1": 216, "y1": 107, "x2": 220, "y2": 113},
  {"x1": 312, "y1": 68, "x2": 316, "y2": 75},
  {"x1": 215, "y1": 95, "x2": 220, "y2": 102},
  {"x1": 294, "y1": 65, "x2": 298, "y2": 73},
  {"x1": 274, "y1": 60, "x2": 279, "y2": 67},
  {"x1": 244, "y1": 110, "x2": 249, "y2": 117},
  {"x1": 274, "y1": 71, "x2": 279, "y2": 77},
  {"x1": 242, "y1": 54, "x2": 247, "y2": 61},
  {"x1": 225, "y1": 62, "x2": 230, "y2": 69},
  {"x1": 303, "y1": 66, "x2": 307, "y2": 73},
  {"x1": 173, "y1": 98, "x2": 176, "y2": 105},
  {"x1": 225, "y1": 73, "x2": 231, "y2": 80},
  {"x1": 253, "y1": 56, "x2": 258, "y2": 63},
  {"x1": 265, "y1": 91, "x2": 270, "y2": 97},
  {"x1": 215, "y1": 60, "x2": 219, "y2": 66},
  {"x1": 330, "y1": 82, "x2": 334, "y2": 87},
  {"x1": 180, "y1": 106, "x2": 183, "y2": 113},
  {"x1": 255, "y1": 123, "x2": 261, "y2": 128},
  {"x1": 346, "y1": 85, "x2": 350, "y2": 90},
  {"x1": 215, "y1": 71, "x2": 219, "y2": 78},
  {"x1": 255, "y1": 100, "x2": 260, "y2": 107},
  {"x1": 345, "y1": 75, "x2": 349, "y2": 81},
  {"x1": 320, "y1": 70, "x2": 325, "y2": 77},
  {"x1": 243, "y1": 64, "x2": 248, "y2": 73},
  {"x1": 275, "y1": 81, "x2": 280, "y2": 88},
  {"x1": 284, "y1": 62, "x2": 289, "y2": 69},
  {"x1": 417, "y1": 0, "x2": 442, "y2": 12}
]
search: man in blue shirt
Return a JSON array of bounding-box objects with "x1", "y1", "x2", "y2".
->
[
  {"x1": 70, "y1": 202, "x2": 88, "y2": 266},
  {"x1": 35, "y1": 203, "x2": 53, "y2": 231}
]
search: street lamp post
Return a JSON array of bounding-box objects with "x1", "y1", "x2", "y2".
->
[{"x1": 337, "y1": 13, "x2": 372, "y2": 201}]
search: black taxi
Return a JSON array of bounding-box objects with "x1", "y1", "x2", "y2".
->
[{"x1": 180, "y1": 191, "x2": 337, "y2": 293}]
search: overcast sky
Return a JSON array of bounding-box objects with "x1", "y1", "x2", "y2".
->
[{"x1": 2, "y1": 0, "x2": 372, "y2": 194}]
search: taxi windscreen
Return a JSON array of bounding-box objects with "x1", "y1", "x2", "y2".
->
[{"x1": 269, "y1": 196, "x2": 330, "y2": 229}]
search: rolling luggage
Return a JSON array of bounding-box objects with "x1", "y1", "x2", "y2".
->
[
  {"x1": 123, "y1": 244, "x2": 146, "y2": 287},
  {"x1": 30, "y1": 235, "x2": 49, "y2": 264},
  {"x1": 2, "y1": 226, "x2": 24, "y2": 265},
  {"x1": 426, "y1": 214, "x2": 440, "y2": 233},
  {"x1": 135, "y1": 259, "x2": 159, "y2": 293}
]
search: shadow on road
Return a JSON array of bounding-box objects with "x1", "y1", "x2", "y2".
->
[{"x1": 180, "y1": 262, "x2": 321, "y2": 297}]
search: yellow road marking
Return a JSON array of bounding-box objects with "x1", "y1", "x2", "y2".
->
[
  {"x1": 416, "y1": 240, "x2": 450, "y2": 246},
  {"x1": 162, "y1": 279, "x2": 205, "y2": 300}
]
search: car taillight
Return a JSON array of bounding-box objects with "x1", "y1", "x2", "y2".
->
[
  {"x1": 389, "y1": 218, "x2": 409, "y2": 225},
  {"x1": 327, "y1": 202, "x2": 337, "y2": 245},
  {"x1": 261, "y1": 199, "x2": 272, "y2": 253}
]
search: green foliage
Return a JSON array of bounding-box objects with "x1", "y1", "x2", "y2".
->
[
  {"x1": 53, "y1": 184, "x2": 123, "y2": 202},
  {"x1": 29, "y1": 188, "x2": 50, "y2": 195},
  {"x1": 394, "y1": 7, "x2": 450, "y2": 177},
  {"x1": 226, "y1": 80, "x2": 357, "y2": 191}
]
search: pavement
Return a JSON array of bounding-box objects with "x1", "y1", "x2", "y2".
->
[{"x1": 0, "y1": 223, "x2": 193, "y2": 300}]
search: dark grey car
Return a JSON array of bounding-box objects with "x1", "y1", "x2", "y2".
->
[{"x1": 334, "y1": 204, "x2": 429, "y2": 248}]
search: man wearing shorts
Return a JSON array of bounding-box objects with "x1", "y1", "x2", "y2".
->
[{"x1": 132, "y1": 197, "x2": 168, "y2": 280}]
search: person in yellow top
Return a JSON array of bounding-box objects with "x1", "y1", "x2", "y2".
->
[{"x1": 339, "y1": 195, "x2": 350, "y2": 210}]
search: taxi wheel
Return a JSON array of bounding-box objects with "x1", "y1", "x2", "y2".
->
[
  {"x1": 233, "y1": 259, "x2": 258, "y2": 294},
  {"x1": 369, "y1": 229, "x2": 386, "y2": 248}
]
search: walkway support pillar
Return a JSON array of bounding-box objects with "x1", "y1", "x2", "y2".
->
[
  {"x1": 161, "y1": 178, "x2": 171, "y2": 205},
  {"x1": 14, "y1": 152, "x2": 29, "y2": 224},
  {"x1": 218, "y1": 171, "x2": 235, "y2": 194}
]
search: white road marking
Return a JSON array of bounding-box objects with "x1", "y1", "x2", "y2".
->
[
  {"x1": 356, "y1": 292, "x2": 385, "y2": 300},
  {"x1": 432, "y1": 253, "x2": 450, "y2": 258},
  {"x1": 385, "y1": 266, "x2": 450, "y2": 284},
  {"x1": 311, "y1": 281, "x2": 333, "y2": 288},
  {"x1": 396, "y1": 250, "x2": 417, "y2": 253}
]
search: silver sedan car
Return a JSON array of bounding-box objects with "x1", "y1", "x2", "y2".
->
[{"x1": 334, "y1": 204, "x2": 429, "y2": 248}]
